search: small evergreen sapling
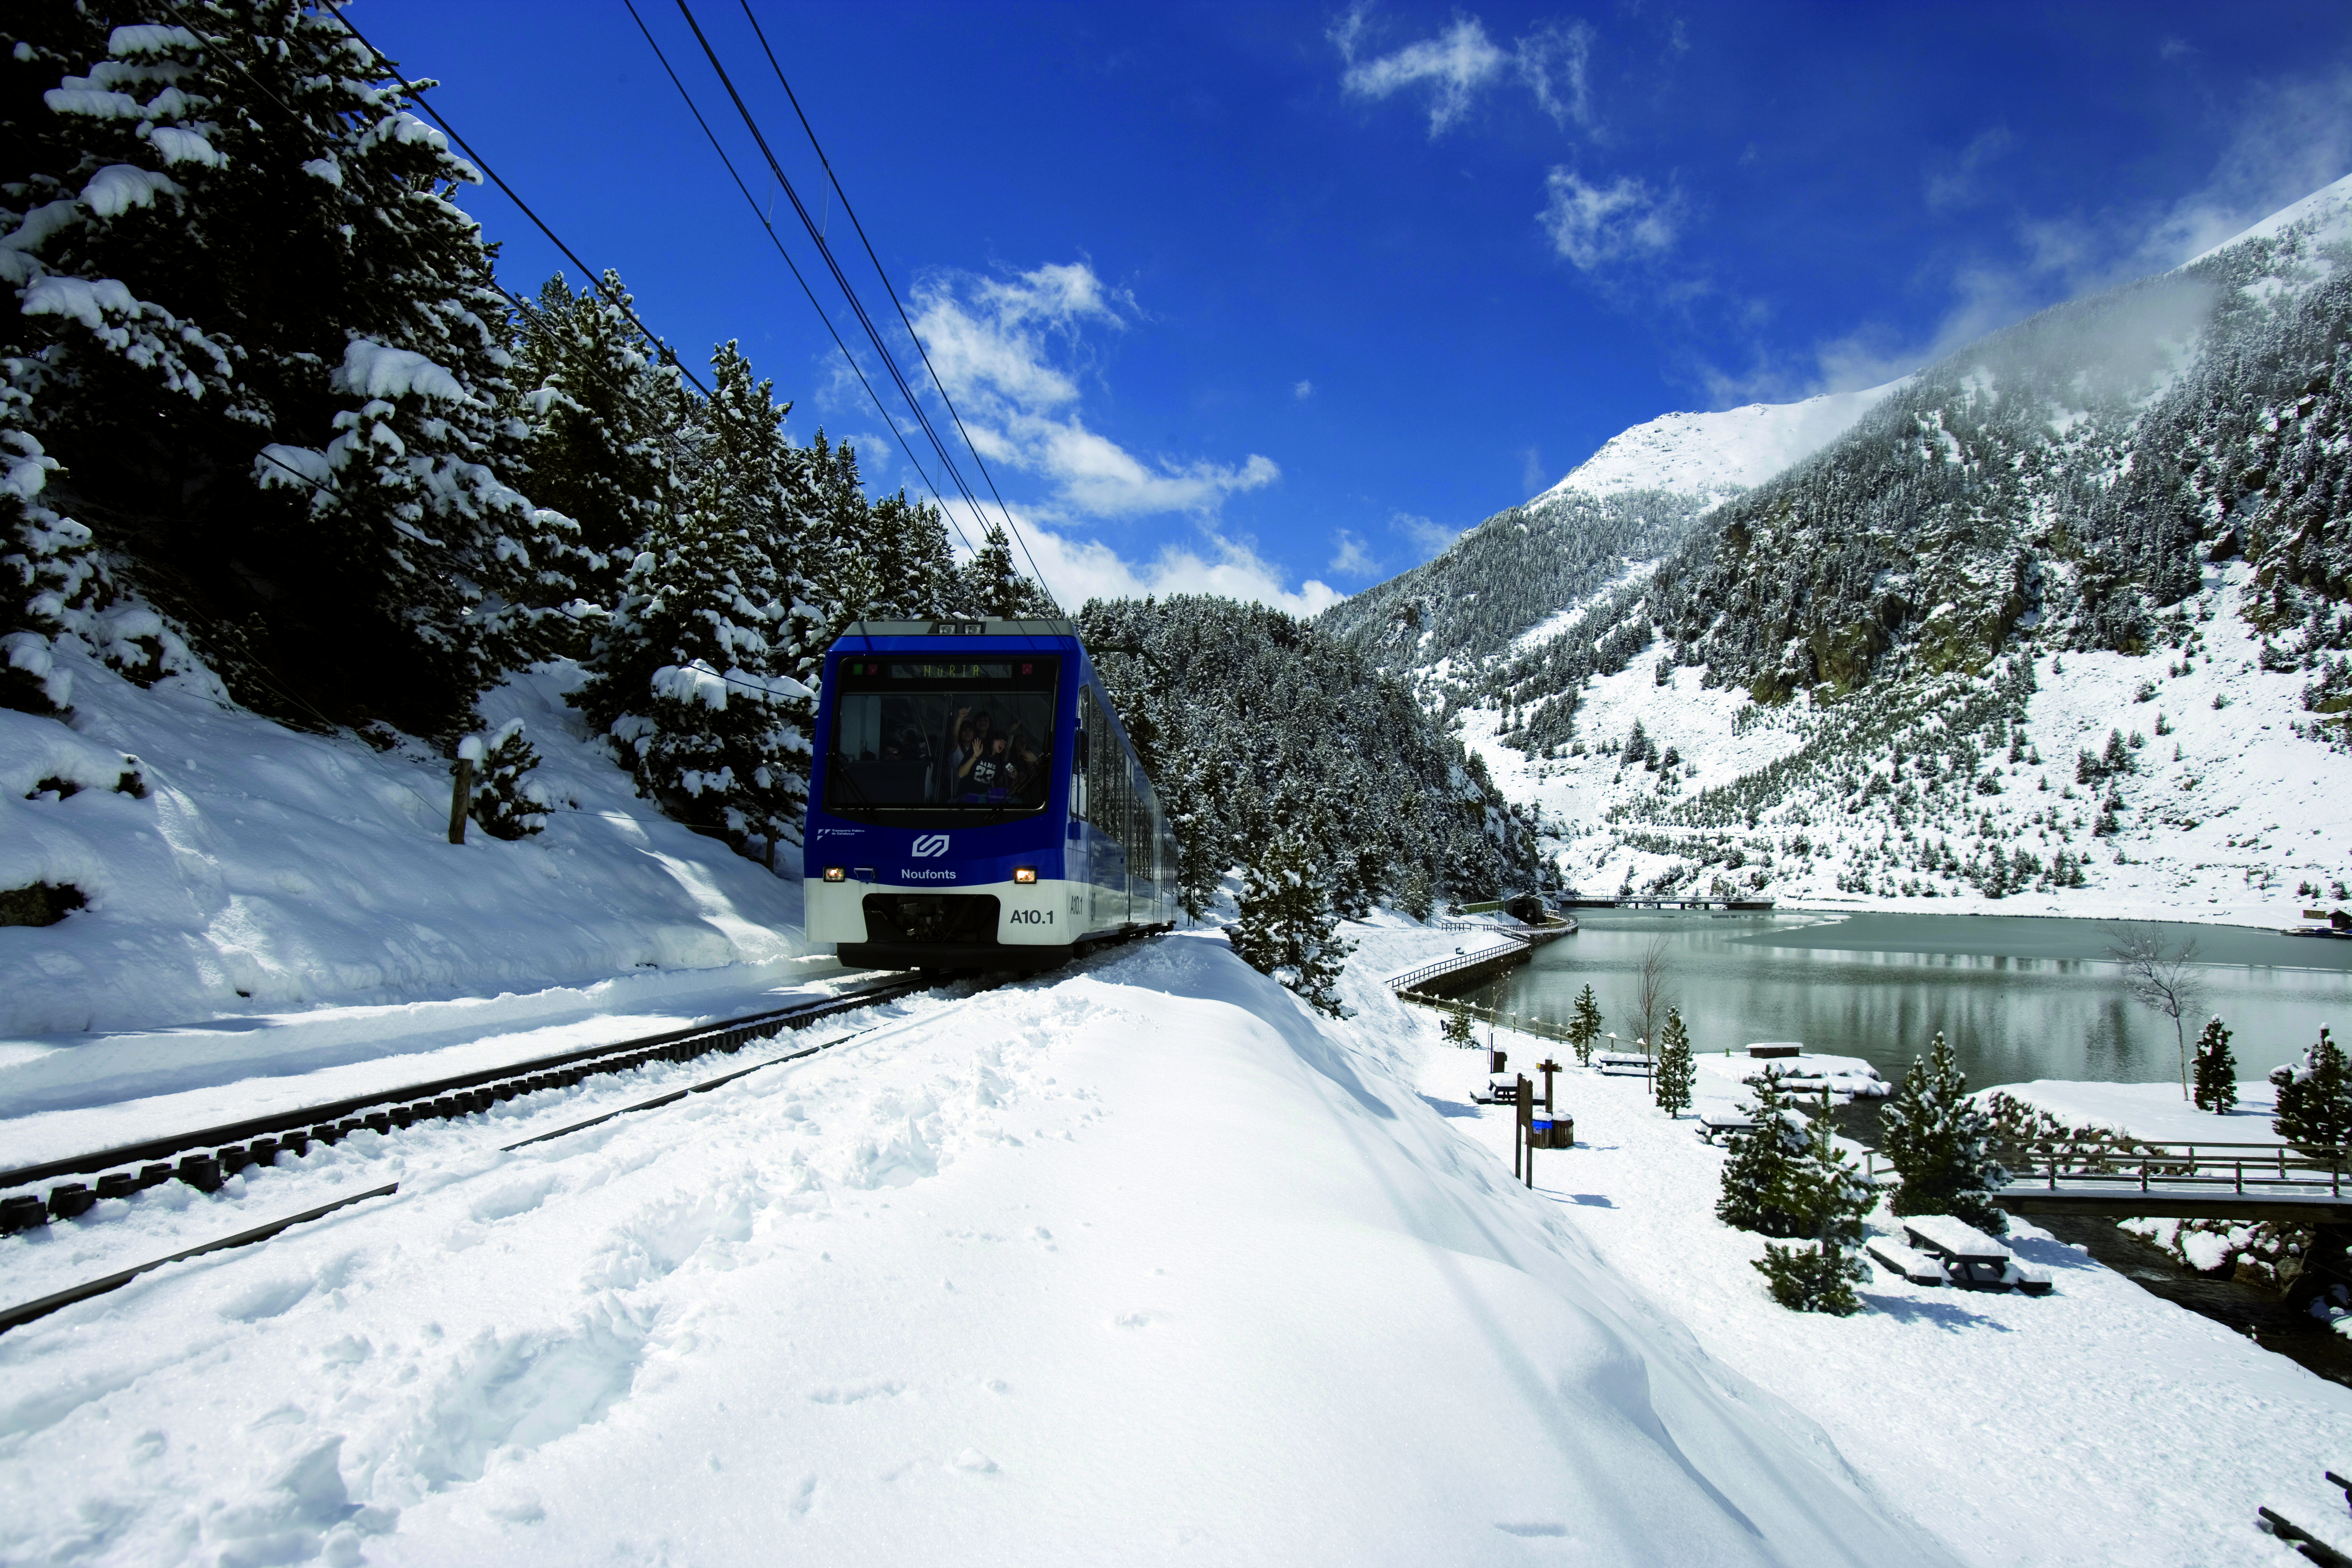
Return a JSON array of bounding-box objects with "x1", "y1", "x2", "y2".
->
[
  {"x1": 465, "y1": 719, "x2": 551, "y2": 841},
  {"x1": 2272, "y1": 1027, "x2": 2352, "y2": 1156},
  {"x1": 1879, "y1": 1032, "x2": 2008, "y2": 1233},
  {"x1": 1716, "y1": 1070, "x2": 1809, "y2": 1237},
  {"x1": 1230, "y1": 831, "x2": 1356, "y2": 1017},
  {"x1": 1566, "y1": 984, "x2": 1603, "y2": 1067},
  {"x1": 1441, "y1": 1008, "x2": 1474, "y2": 1046},
  {"x1": 2191, "y1": 1015, "x2": 2238, "y2": 1115},
  {"x1": 1653, "y1": 1007, "x2": 1695, "y2": 1117},
  {"x1": 1751, "y1": 1102, "x2": 1876, "y2": 1315}
]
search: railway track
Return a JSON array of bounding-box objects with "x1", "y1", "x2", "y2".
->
[
  {"x1": 0, "y1": 928, "x2": 1168, "y2": 1338},
  {"x1": 0, "y1": 973, "x2": 942, "y2": 1335}
]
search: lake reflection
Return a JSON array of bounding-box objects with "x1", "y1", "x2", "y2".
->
[{"x1": 1486, "y1": 911, "x2": 2352, "y2": 1089}]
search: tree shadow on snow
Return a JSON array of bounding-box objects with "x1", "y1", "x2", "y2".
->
[
  {"x1": 1855, "y1": 1289, "x2": 2014, "y2": 1332},
  {"x1": 1417, "y1": 1093, "x2": 1481, "y2": 1119}
]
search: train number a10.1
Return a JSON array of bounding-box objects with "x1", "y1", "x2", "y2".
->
[{"x1": 1009, "y1": 908, "x2": 1054, "y2": 925}]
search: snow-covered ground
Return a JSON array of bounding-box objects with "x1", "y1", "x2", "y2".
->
[
  {"x1": 0, "y1": 931, "x2": 1960, "y2": 1567},
  {"x1": 8, "y1": 884, "x2": 2350, "y2": 1564},
  {"x1": 1532, "y1": 376, "x2": 1908, "y2": 509},
  {"x1": 1462, "y1": 562, "x2": 2352, "y2": 928},
  {"x1": 1419, "y1": 1021, "x2": 2352, "y2": 1568},
  {"x1": 0, "y1": 645, "x2": 812, "y2": 1040},
  {"x1": 1985, "y1": 1078, "x2": 2285, "y2": 1145}
]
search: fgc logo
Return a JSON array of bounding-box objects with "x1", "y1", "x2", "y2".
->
[{"x1": 911, "y1": 833, "x2": 951, "y2": 858}]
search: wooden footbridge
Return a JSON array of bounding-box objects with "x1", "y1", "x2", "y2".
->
[
  {"x1": 1560, "y1": 896, "x2": 1775, "y2": 912},
  {"x1": 1993, "y1": 1140, "x2": 2352, "y2": 1225},
  {"x1": 1384, "y1": 916, "x2": 1578, "y2": 997}
]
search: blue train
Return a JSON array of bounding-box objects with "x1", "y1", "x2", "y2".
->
[{"x1": 804, "y1": 618, "x2": 1178, "y2": 972}]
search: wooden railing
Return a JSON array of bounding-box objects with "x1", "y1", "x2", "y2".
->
[{"x1": 1995, "y1": 1138, "x2": 2352, "y2": 1197}]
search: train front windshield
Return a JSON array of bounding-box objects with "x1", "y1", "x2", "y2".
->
[{"x1": 826, "y1": 655, "x2": 1060, "y2": 814}]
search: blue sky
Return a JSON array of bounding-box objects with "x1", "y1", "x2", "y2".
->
[{"x1": 362, "y1": 1, "x2": 2352, "y2": 614}]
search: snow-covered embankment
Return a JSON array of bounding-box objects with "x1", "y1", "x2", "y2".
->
[{"x1": 0, "y1": 933, "x2": 1946, "y2": 1565}]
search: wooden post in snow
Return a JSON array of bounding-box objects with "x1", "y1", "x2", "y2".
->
[
  {"x1": 1519, "y1": 1075, "x2": 1535, "y2": 1187},
  {"x1": 448, "y1": 758, "x2": 473, "y2": 844}
]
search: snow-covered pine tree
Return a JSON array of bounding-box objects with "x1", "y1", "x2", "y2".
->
[
  {"x1": 961, "y1": 521, "x2": 1053, "y2": 619},
  {"x1": 2191, "y1": 1015, "x2": 2238, "y2": 1114},
  {"x1": 1229, "y1": 829, "x2": 1354, "y2": 1017},
  {"x1": 1751, "y1": 1099, "x2": 1876, "y2": 1315},
  {"x1": 1653, "y1": 1006, "x2": 1695, "y2": 1116},
  {"x1": 462, "y1": 718, "x2": 548, "y2": 840},
  {"x1": 1441, "y1": 1008, "x2": 1473, "y2": 1045},
  {"x1": 1716, "y1": 1069, "x2": 1810, "y2": 1237},
  {"x1": 6, "y1": 7, "x2": 574, "y2": 733},
  {"x1": 2272, "y1": 1027, "x2": 2352, "y2": 1156},
  {"x1": 513, "y1": 270, "x2": 692, "y2": 615},
  {"x1": 1566, "y1": 983, "x2": 1603, "y2": 1067},
  {"x1": 574, "y1": 343, "x2": 810, "y2": 862},
  {"x1": 1878, "y1": 1031, "x2": 2007, "y2": 1233}
]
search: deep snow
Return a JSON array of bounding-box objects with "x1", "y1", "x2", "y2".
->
[
  {"x1": 0, "y1": 643, "x2": 812, "y2": 1041},
  {"x1": 0, "y1": 933, "x2": 1957, "y2": 1567},
  {"x1": 1533, "y1": 376, "x2": 1908, "y2": 510},
  {"x1": 1417, "y1": 1015, "x2": 2352, "y2": 1568}
]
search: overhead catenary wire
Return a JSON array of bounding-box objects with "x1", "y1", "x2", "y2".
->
[
  {"x1": 734, "y1": 1, "x2": 1061, "y2": 612},
  {"x1": 618, "y1": 0, "x2": 973, "y2": 555},
  {"x1": 664, "y1": 0, "x2": 1058, "y2": 610},
  {"x1": 148, "y1": 0, "x2": 707, "y2": 420},
  {"x1": 320, "y1": 5, "x2": 711, "y2": 398},
  {"x1": 664, "y1": 0, "x2": 990, "y2": 543}
]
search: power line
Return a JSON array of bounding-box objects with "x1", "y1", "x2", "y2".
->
[
  {"x1": 151, "y1": 0, "x2": 706, "y2": 415},
  {"x1": 322, "y1": 6, "x2": 710, "y2": 398},
  {"x1": 735, "y1": 1, "x2": 1061, "y2": 610},
  {"x1": 666, "y1": 0, "x2": 1058, "y2": 610},
  {"x1": 667, "y1": 1, "x2": 987, "y2": 528},
  {"x1": 618, "y1": 0, "x2": 972, "y2": 554}
]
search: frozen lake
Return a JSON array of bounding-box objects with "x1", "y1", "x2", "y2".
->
[{"x1": 1488, "y1": 910, "x2": 2352, "y2": 1090}]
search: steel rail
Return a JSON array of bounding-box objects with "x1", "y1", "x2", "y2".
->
[{"x1": 0, "y1": 978, "x2": 923, "y2": 1198}]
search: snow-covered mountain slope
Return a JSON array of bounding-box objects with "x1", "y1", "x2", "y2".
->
[
  {"x1": 1346, "y1": 169, "x2": 2352, "y2": 915},
  {"x1": 2186, "y1": 168, "x2": 2352, "y2": 264},
  {"x1": 1535, "y1": 376, "x2": 1908, "y2": 509},
  {"x1": 0, "y1": 933, "x2": 1959, "y2": 1568},
  {"x1": 0, "y1": 638, "x2": 811, "y2": 1042},
  {"x1": 1462, "y1": 564, "x2": 2352, "y2": 923}
]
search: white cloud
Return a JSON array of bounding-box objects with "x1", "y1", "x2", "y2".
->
[
  {"x1": 965, "y1": 507, "x2": 1340, "y2": 617},
  {"x1": 1538, "y1": 166, "x2": 1681, "y2": 270},
  {"x1": 1702, "y1": 68, "x2": 2352, "y2": 404},
  {"x1": 1331, "y1": 5, "x2": 1597, "y2": 139},
  {"x1": 1293, "y1": 378, "x2": 1314, "y2": 400},
  {"x1": 1333, "y1": 9, "x2": 1506, "y2": 137},
  {"x1": 906, "y1": 261, "x2": 1281, "y2": 522},
  {"x1": 1329, "y1": 530, "x2": 1376, "y2": 577},
  {"x1": 1519, "y1": 445, "x2": 1546, "y2": 493},
  {"x1": 1389, "y1": 510, "x2": 1460, "y2": 560},
  {"x1": 1924, "y1": 125, "x2": 2015, "y2": 213},
  {"x1": 1515, "y1": 19, "x2": 1595, "y2": 131}
]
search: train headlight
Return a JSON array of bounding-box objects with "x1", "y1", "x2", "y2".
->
[
  {"x1": 823, "y1": 867, "x2": 847, "y2": 882},
  {"x1": 1013, "y1": 866, "x2": 1037, "y2": 884}
]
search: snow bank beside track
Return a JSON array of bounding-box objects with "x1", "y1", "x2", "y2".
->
[
  {"x1": 0, "y1": 935, "x2": 1948, "y2": 1567},
  {"x1": 1423, "y1": 1023, "x2": 2352, "y2": 1568},
  {"x1": 0, "y1": 657, "x2": 810, "y2": 1040}
]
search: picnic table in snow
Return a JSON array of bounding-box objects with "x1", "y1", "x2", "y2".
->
[
  {"x1": 1472, "y1": 1073, "x2": 1520, "y2": 1104},
  {"x1": 1694, "y1": 1102, "x2": 1755, "y2": 1143},
  {"x1": 1864, "y1": 1216, "x2": 2052, "y2": 1295},
  {"x1": 1596, "y1": 1052, "x2": 1652, "y2": 1077}
]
